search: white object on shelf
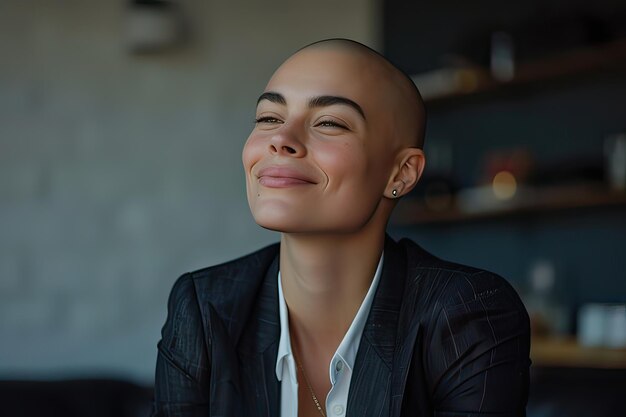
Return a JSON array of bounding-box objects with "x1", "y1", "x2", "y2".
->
[
  {"x1": 490, "y1": 31, "x2": 515, "y2": 82},
  {"x1": 578, "y1": 303, "x2": 626, "y2": 348},
  {"x1": 605, "y1": 133, "x2": 626, "y2": 191},
  {"x1": 605, "y1": 304, "x2": 626, "y2": 348}
]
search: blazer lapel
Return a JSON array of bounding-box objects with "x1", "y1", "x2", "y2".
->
[
  {"x1": 390, "y1": 315, "x2": 421, "y2": 417},
  {"x1": 237, "y1": 255, "x2": 281, "y2": 417},
  {"x1": 346, "y1": 236, "x2": 407, "y2": 417}
]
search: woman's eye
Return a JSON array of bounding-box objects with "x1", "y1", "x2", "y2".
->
[
  {"x1": 315, "y1": 120, "x2": 347, "y2": 129},
  {"x1": 255, "y1": 116, "x2": 282, "y2": 124}
]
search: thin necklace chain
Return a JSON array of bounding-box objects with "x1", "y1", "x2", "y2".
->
[{"x1": 294, "y1": 354, "x2": 326, "y2": 417}]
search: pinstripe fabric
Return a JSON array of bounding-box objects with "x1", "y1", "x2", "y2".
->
[{"x1": 152, "y1": 236, "x2": 530, "y2": 417}]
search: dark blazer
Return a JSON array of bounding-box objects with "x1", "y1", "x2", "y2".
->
[{"x1": 152, "y1": 236, "x2": 531, "y2": 417}]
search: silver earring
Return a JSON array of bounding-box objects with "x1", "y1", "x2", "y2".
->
[{"x1": 392, "y1": 189, "x2": 398, "y2": 197}]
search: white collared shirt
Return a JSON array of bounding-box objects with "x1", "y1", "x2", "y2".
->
[{"x1": 275, "y1": 253, "x2": 384, "y2": 417}]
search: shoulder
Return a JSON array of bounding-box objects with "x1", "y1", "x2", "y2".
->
[
  {"x1": 164, "y1": 242, "x2": 280, "y2": 340},
  {"x1": 396, "y1": 237, "x2": 527, "y2": 317},
  {"x1": 393, "y1": 238, "x2": 531, "y2": 411},
  {"x1": 156, "y1": 245, "x2": 279, "y2": 390}
]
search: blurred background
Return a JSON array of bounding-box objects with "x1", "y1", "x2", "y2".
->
[{"x1": 0, "y1": 0, "x2": 624, "y2": 416}]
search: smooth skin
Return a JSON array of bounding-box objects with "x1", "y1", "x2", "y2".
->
[{"x1": 242, "y1": 39, "x2": 426, "y2": 417}]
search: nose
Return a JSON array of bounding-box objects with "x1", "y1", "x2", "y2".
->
[{"x1": 268, "y1": 124, "x2": 306, "y2": 157}]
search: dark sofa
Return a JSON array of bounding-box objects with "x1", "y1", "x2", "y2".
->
[
  {"x1": 0, "y1": 378, "x2": 153, "y2": 417},
  {"x1": 1, "y1": 367, "x2": 625, "y2": 417}
]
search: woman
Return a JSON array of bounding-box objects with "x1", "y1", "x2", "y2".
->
[{"x1": 152, "y1": 39, "x2": 531, "y2": 417}]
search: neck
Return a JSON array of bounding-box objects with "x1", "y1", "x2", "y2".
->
[{"x1": 280, "y1": 226, "x2": 385, "y2": 353}]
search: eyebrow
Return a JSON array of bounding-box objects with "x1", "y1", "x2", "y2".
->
[
  {"x1": 256, "y1": 91, "x2": 366, "y2": 120},
  {"x1": 256, "y1": 92, "x2": 286, "y2": 106}
]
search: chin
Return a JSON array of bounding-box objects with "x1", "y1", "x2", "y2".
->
[
  {"x1": 250, "y1": 210, "x2": 304, "y2": 233},
  {"x1": 251, "y1": 211, "x2": 376, "y2": 235},
  {"x1": 247, "y1": 195, "x2": 305, "y2": 230},
  {"x1": 247, "y1": 195, "x2": 386, "y2": 234}
]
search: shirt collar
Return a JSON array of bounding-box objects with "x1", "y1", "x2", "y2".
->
[
  {"x1": 275, "y1": 269, "x2": 294, "y2": 381},
  {"x1": 275, "y1": 252, "x2": 384, "y2": 382}
]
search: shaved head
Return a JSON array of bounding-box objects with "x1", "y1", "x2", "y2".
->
[
  {"x1": 244, "y1": 37, "x2": 428, "y2": 233},
  {"x1": 294, "y1": 38, "x2": 426, "y2": 149}
]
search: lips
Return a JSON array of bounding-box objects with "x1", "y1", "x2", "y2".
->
[{"x1": 257, "y1": 166, "x2": 317, "y2": 188}]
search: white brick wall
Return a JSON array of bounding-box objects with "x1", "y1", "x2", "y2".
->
[{"x1": 0, "y1": 0, "x2": 378, "y2": 382}]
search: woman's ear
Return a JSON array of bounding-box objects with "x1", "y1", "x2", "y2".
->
[{"x1": 385, "y1": 148, "x2": 426, "y2": 199}]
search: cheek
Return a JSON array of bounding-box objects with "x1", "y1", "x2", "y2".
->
[
  {"x1": 241, "y1": 135, "x2": 254, "y2": 167},
  {"x1": 242, "y1": 134, "x2": 260, "y2": 171},
  {"x1": 315, "y1": 140, "x2": 369, "y2": 185},
  {"x1": 242, "y1": 134, "x2": 264, "y2": 203}
]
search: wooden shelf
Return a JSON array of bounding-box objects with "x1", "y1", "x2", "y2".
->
[
  {"x1": 532, "y1": 337, "x2": 626, "y2": 369},
  {"x1": 414, "y1": 38, "x2": 626, "y2": 107},
  {"x1": 392, "y1": 185, "x2": 626, "y2": 226}
]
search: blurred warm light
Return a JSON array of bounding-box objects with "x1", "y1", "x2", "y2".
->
[
  {"x1": 457, "y1": 68, "x2": 480, "y2": 92},
  {"x1": 492, "y1": 170, "x2": 517, "y2": 200}
]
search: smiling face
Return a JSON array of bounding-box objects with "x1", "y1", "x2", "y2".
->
[{"x1": 242, "y1": 42, "x2": 425, "y2": 234}]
